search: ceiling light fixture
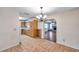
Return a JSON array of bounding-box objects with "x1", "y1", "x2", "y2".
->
[{"x1": 36, "y1": 7, "x2": 47, "y2": 22}]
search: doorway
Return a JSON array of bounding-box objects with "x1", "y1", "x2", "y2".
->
[{"x1": 44, "y1": 19, "x2": 56, "y2": 42}]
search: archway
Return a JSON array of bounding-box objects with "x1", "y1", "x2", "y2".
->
[{"x1": 44, "y1": 19, "x2": 56, "y2": 42}]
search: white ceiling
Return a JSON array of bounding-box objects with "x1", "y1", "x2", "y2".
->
[{"x1": 18, "y1": 7, "x2": 79, "y2": 18}]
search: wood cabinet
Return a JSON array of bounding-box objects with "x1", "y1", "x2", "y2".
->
[{"x1": 21, "y1": 18, "x2": 38, "y2": 38}]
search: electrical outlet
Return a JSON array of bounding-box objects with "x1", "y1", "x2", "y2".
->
[
  {"x1": 61, "y1": 37, "x2": 65, "y2": 42},
  {"x1": 63, "y1": 39, "x2": 65, "y2": 42}
]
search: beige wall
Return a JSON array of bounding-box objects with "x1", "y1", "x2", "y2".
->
[
  {"x1": 0, "y1": 7, "x2": 19, "y2": 51},
  {"x1": 49, "y1": 9, "x2": 79, "y2": 49}
]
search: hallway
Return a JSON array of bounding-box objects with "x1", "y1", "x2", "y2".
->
[{"x1": 3, "y1": 35, "x2": 79, "y2": 52}]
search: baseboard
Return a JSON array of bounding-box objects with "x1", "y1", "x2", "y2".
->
[{"x1": 0, "y1": 42, "x2": 19, "y2": 52}]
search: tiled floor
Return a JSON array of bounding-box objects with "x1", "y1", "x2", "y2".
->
[{"x1": 3, "y1": 35, "x2": 79, "y2": 52}]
